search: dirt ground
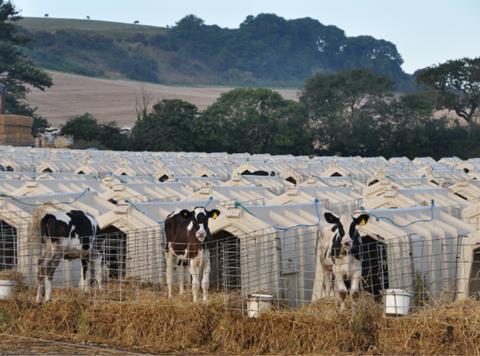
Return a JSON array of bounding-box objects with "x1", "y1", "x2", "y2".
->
[
  {"x1": 27, "y1": 71, "x2": 300, "y2": 128},
  {"x1": 0, "y1": 334, "x2": 146, "y2": 355}
]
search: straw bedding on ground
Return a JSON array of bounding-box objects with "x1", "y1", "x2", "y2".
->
[{"x1": 1, "y1": 290, "x2": 480, "y2": 354}]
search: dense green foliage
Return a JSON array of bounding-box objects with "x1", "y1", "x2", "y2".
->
[
  {"x1": 19, "y1": 14, "x2": 413, "y2": 89},
  {"x1": 61, "y1": 113, "x2": 130, "y2": 150},
  {"x1": 31, "y1": 116, "x2": 49, "y2": 135},
  {"x1": 62, "y1": 63, "x2": 480, "y2": 159},
  {"x1": 301, "y1": 69, "x2": 394, "y2": 155},
  {"x1": 0, "y1": 1, "x2": 51, "y2": 124},
  {"x1": 195, "y1": 88, "x2": 311, "y2": 154},
  {"x1": 3, "y1": 5, "x2": 477, "y2": 159},
  {"x1": 416, "y1": 57, "x2": 480, "y2": 127},
  {"x1": 64, "y1": 64, "x2": 478, "y2": 160},
  {"x1": 132, "y1": 99, "x2": 198, "y2": 152}
]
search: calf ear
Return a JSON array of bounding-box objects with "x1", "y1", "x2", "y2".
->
[
  {"x1": 208, "y1": 209, "x2": 221, "y2": 220},
  {"x1": 354, "y1": 214, "x2": 369, "y2": 226},
  {"x1": 179, "y1": 209, "x2": 193, "y2": 219},
  {"x1": 324, "y1": 212, "x2": 339, "y2": 224}
]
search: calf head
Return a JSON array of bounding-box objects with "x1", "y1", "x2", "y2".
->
[
  {"x1": 179, "y1": 207, "x2": 221, "y2": 243},
  {"x1": 324, "y1": 212, "x2": 370, "y2": 259}
]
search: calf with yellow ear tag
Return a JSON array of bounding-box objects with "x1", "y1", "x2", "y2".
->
[
  {"x1": 356, "y1": 214, "x2": 369, "y2": 226},
  {"x1": 209, "y1": 209, "x2": 220, "y2": 220}
]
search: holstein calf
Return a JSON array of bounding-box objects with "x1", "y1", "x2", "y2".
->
[
  {"x1": 36, "y1": 210, "x2": 102, "y2": 303},
  {"x1": 312, "y1": 212, "x2": 369, "y2": 312},
  {"x1": 164, "y1": 207, "x2": 220, "y2": 302}
]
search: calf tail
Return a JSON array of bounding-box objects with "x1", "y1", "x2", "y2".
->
[{"x1": 39, "y1": 219, "x2": 47, "y2": 245}]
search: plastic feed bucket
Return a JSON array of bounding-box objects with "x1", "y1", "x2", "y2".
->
[
  {"x1": 0, "y1": 280, "x2": 13, "y2": 300},
  {"x1": 247, "y1": 294, "x2": 273, "y2": 318},
  {"x1": 384, "y1": 289, "x2": 412, "y2": 315}
]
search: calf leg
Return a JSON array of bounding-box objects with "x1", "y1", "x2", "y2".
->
[
  {"x1": 45, "y1": 251, "x2": 63, "y2": 302},
  {"x1": 90, "y1": 255, "x2": 103, "y2": 290},
  {"x1": 201, "y1": 250, "x2": 210, "y2": 302},
  {"x1": 190, "y1": 257, "x2": 201, "y2": 303},
  {"x1": 36, "y1": 256, "x2": 46, "y2": 304},
  {"x1": 166, "y1": 251, "x2": 174, "y2": 299},
  {"x1": 79, "y1": 257, "x2": 88, "y2": 291},
  {"x1": 350, "y1": 268, "x2": 362, "y2": 314},
  {"x1": 178, "y1": 262, "x2": 185, "y2": 295},
  {"x1": 323, "y1": 270, "x2": 332, "y2": 298},
  {"x1": 334, "y1": 272, "x2": 348, "y2": 311}
]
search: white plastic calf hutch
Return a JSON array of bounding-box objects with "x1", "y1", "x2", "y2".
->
[
  {"x1": 208, "y1": 202, "x2": 324, "y2": 307},
  {"x1": 353, "y1": 206, "x2": 473, "y2": 300},
  {"x1": 0, "y1": 191, "x2": 161, "y2": 287}
]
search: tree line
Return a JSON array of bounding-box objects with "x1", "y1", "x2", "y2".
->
[
  {"x1": 1, "y1": 1, "x2": 479, "y2": 159},
  {"x1": 21, "y1": 12, "x2": 413, "y2": 89},
  {"x1": 61, "y1": 59, "x2": 480, "y2": 160}
]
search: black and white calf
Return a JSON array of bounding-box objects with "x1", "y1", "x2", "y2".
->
[
  {"x1": 312, "y1": 212, "x2": 370, "y2": 311},
  {"x1": 36, "y1": 210, "x2": 102, "y2": 303},
  {"x1": 164, "y1": 207, "x2": 220, "y2": 302}
]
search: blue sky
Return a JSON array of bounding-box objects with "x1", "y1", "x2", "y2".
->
[{"x1": 14, "y1": 0, "x2": 480, "y2": 74}]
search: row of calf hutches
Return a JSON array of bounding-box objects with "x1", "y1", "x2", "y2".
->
[{"x1": 4, "y1": 141, "x2": 480, "y2": 305}]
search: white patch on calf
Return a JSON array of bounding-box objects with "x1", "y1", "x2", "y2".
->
[
  {"x1": 187, "y1": 221, "x2": 194, "y2": 231},
  {"x1": 194, "y1": 207, "x2": 207, "y2": 219},
  {"x1": 189, "y1": 249, "x2": 210, "y2": 302},
  {"x1": 61, "y1": 235, "x2": 84, "y2": 259},
  {"x1": 196, "y1": 223, "x2": 206, "y2": 240},
  {"x1": 45, "y1": 278, "x2": 52, "y2": 302}
]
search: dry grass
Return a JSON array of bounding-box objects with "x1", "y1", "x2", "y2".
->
[{"x1": 1, "y1": 290, "x2": 480, "y2": 354}]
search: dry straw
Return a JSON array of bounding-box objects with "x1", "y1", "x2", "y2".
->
[
  {"x1": 0, "y1": 115, "x2": 33, "y2": 146},
  {"x1": 1, "y1": 290, "x2": 480, "y2": 354}
]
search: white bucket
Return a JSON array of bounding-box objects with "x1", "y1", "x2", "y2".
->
[
  {"x1": 0, "y1": 280, "x2": 13, "y2": 300},
  {"x1": 384, "y1": 289, "x2": 412, "y2": 316},
  {"x1": 247, "y1": 294, "x2": 273, "y2": 318}
]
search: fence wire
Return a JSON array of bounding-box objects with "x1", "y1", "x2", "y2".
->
[{"x1": 1, "y1": 219, "x2": 480, "y2": 318}]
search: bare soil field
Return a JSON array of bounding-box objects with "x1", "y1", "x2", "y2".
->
[{"x1": 27, "y1": 71, "x2": 299, "y2": 128}]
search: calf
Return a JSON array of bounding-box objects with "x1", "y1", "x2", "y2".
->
[
  {"x1": 164, "y1": 207, "x2": 220, "y2": 302},
  {"x1": 312, "y1": 212, "x2": 369, "y2": 312},
  {"x1": 36, "y1": 210, "x2": 102, "y2": 303}
]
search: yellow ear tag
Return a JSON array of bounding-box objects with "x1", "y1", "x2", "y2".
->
[
  {"x1": 359, "y1": 218, "x2": 366, "y2": 226},
  {"x1": 212, "y1": 212, "x2": 218, "y2": 220}
]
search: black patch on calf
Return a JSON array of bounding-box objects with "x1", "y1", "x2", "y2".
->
[
  {"x1": 330, "y1": 222, "x2": 345, "y2": 259},
  {"x1": 348, "y1": 222, "x2": 362, "y2": 260},
  {"x1": 66, "y1": 210, "x2": 98, "y2": 250},
  {"x1": 40, "y1": 214, "x2": 68, "y2": 243}
]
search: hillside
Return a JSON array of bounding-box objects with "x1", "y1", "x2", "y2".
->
[
  {"x1": 27, "y1": 71, "x2": 298, "y2": 127},
  {"x1": 19, "y1": 17, "x2": 163, "y2": 34},
  {"x1": 19, "y1": 15, "x2": 414, "y2": 89}
]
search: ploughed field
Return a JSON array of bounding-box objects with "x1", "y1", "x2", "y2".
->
[{"x1": 27, "y1": 71, "x2": 299, "y2": 127}]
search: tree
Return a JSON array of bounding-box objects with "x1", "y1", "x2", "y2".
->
[
  {"x1": 416, "y1": 57, "x2": 480, "y2": 128},
  {"x1": 300, "y1": 69, "x2": 393, "y2": 154},
  {"x1": 0, "y1": 1, "x2": 52, "y2": 115},
  {"x1": 61, "y1": 113, "x2": 128, "y2": 150},
  {"x1": 196, "y1": 88, "x2": 311, "y2": 154},
  {"x1": 61, "y1": 113, "x2": 100, "y2": 142},
  {"x1": 132, "y1": 99, "x2": 198, "y2": 152},
  {"x1": 99, "y1": 121, "x2": 130, "y2": 151},
  {"x1": 32, "y1": 116, "x2": 49, "y2": 135},
  {"x1": 381, "y1": 92, "x2": 437, "y2": 158}
]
